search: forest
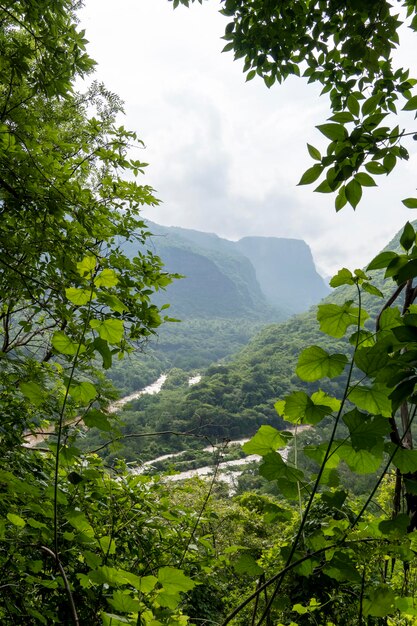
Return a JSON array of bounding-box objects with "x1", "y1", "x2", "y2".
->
[{"x1": 3, "y1": 1, "x2": 417, "y2": 624}]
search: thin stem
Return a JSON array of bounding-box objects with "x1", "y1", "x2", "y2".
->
[
  {"x1": 255, "y1": 282, "x2": 363, "y2": 626},
  {"x1": 40, "y1": 546, "x2": 79, "y2": 626}
]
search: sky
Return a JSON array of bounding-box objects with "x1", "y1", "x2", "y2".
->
[{"x1": 79, "y1": 0, "x2": 417, "y2": 278}]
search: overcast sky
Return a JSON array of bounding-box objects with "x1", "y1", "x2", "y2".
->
[{"x1": 80, "y1": 0, "x2": 417, "y2": 277}]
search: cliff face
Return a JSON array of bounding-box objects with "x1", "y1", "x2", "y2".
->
[
  {"x1": 235, "y1": 236, "x2": 329, "y2": 313},
  {"x1": 124, "y1": 222, "x2": 329, "y2": 320}
]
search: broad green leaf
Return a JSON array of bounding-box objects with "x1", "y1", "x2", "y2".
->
[
  {"x1": 77, "y1": 255, "x2": 96, "y2": 278},
  {"x1": 345, "y1": 178, "x2": 362, "y2": 208},
  {"x1": 7, "y1": 513, "x2": 25, "y2": 527},
  {"x1": 99, "y1": 536, "x2": 116, "y2": 555},
  {"x1": 90, "y1": 318, "x2": 124, "y2": 344},
  {"x1": 259, "y1": 451, "x2": 304, "y2": 483},
  {"x1": 52, "y1": 331, "x2": 85, "y2": 355},
  {"x1": 307, "y1": 143, "x2": 321, "y2": 160},
  {"x1": 83, "y1": 409, "x2": 112, "y2": 432},
  {"x1": 316, "y1": 123, "x2": 347, "y2": 141},
  {"x1": 348, "y1": 384, "x2": 392, "y2": 417},
  {"x1": 107, "y1": 590, "x2": 141, "y2": 613},
  {"x1": 343, "y1": 410, "x2": 390, "y2": 450},
  {"x1": 242, "y1": 425, "x2": 289, "y2": 456},
  {"x1": 347, "y1": 94, "x2": 360, "y2": 116},
  {"x1": 402, "y1": 197, "x2": 417, "y2": 209},
  {"x1": 403, "y1": 95, "x2": 417, "y2": 111},
  {"x1": 95, "y1": 268, "x2": 119, "y2": 287},
  {"x1": 362, "y1": 282, "x2": 384, "y2": 297},
  {"x1": 324, "y1": 553, "x2": 361, "y2": 582},
  {"x1": 296, "y1": 346, "x2": 348, "y2": 381},
  {"x1": 65, "y1": 287, "x2": 95, "y2": 305},
  {"x1": 363, "y1": 586, "x2": 396, "y2": 617},
  {"x1": 89, "y1": 566, "x2": 134, "y2": 586},
  {"x1": 329, "y1": 268, "x2": 354, "y2": 287},
  {"x1": 317, "y1": 302, "x2": 368, "y2": 338},
  {"x1": 354, "y1": 342, "x2": 390, "y2": 376},
  {"x1": 69, "y1": 381, "x2": 97, "y2": 404},
  {"x1": 20, "y1": 382, "x2": 44, "y2": 406},
  {"x1": 354, "y1": 172, "x2": 376, "y2": 187},
  {"x1": 138, "y1": 575, "x2": 157, "y2": 593},
  {"x1": 233, "y1": 553, "x2": 264, "y2": 576},
  {"x1": 277, "y1": 390, "x2": 338, "y2": 425},
  {"x1": 395, "y1": 597, "x2": 417, "y2": 617},
  {"x1": 67, "y1": 512, "x2": 95, "y2": 538},
  {"x1": 365, "y1": 161, "x2": 386, "y2": 175},
  {"x1": 396, "y1": 259, "x2": 417, "y2": 284},
  {"x1": 298, "y1": 164, "x2": 323, "y2": 185},
  {"x1": 401, "y1": 222, "x2": 416, "y2": 251},
  {"x1": 390, "y1": 446, "x2": 417, "y2": 473},
  {"x1": 100, "y1": 294, "x2": 127, "y2": 314},
  {"x1": 379, "y1": 514, "x2": 409, "y2": 536},
  {"x1": 157, "y1": 567, "x2": 195, "y2": 594},
  {"x1": 367, "y1": 251, "x2": 398, "y2": 271},
  {"x1": 93, "y1": 337, "x2": 112, "y2": 369},
  {"x1": 337, "y1": 442, "x2": 383, "y2": 473}
]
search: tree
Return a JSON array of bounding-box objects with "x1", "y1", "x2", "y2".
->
[
  {"x1": 172, "y1": 1, "x2": 417, "y2": 624},
  {"x1": 0, "y1": 3, "x2": 198, "y2": 624}
]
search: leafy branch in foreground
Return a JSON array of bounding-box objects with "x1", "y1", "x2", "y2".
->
[{"x1": 219, "y1": 222, "x2": 417, "y2": 624}]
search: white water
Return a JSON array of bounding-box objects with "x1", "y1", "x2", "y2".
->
[{"x1": 107, "y1": 373, "x2": 167, "y2": 414}]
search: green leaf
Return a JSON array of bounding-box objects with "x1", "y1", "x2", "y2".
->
[
  {"x1": 379, "y1": 514, "x2": 410, "y2": 536},
  {"x1": 93, "y1": 337, "x2": 113, "y2": 369},
  {"x1": 20, "y1": 382, "x2": 44, "y2": 406},
  {"x1": 233, "y1": 553, "x2": 264, "y2": 576},
  {"x1": 365, "y1": 161, "x2": 386, "y2": 175},
  {"x1": 343, "y1": 410, "x2": 390, "y2": 450},
  {"x1": 403, "y1": 95, "x2": 417, "y2": 111},
  {"x1": 316, "y1": 123, "x2": 347, "y2": 141},
  {"x1": 242, "y1": 425, "x2": 290, "y2": 456},
  {"x1": 65, "y1": 287, "x2": 95, "y2": 305},
  {"x1": 277, "y1": 390, "x2": 338, "y2": 425},
  {"x1": 363, "y1": 586, "x2": 396, "y2": 617},
  {"x1": 348, "y1": 384, "x2": 392, "y2": 417},
  {"x1": 83, "y1": 409, "x2": 112, "y2": 432},
  {"x1": 367, "y1": 251, "x2": 398, "y2": 270},
  {"x1": 402, "y1": 197, "x2": 417, "y2": 209},
  {"x1": 296, "y1": 346, "x2": 348, "y2": 381},
  {"x1": 317, "y1": 302, "x2": 368, "y2": 338},
  {"x1": 52, "y1": 331, "x2": 85, "y2": 355},
  {"x1": 329, "y1": 268, "x2": 354, "y2": 287},
  {"x1": 77, "y1": 255, "x2": 96, "y2": 278},
  {"x1": 138, "y1": 575, "x2": 157, "y2": 593},
  {"x1": 345, "y1": 179, "x2": 362, "y2": 208},
  {"x1": 396, "y1": 259, "x2": 417, "y2": 284},
  {"x1": 337, "y1": 442, "x2": 383, "y2": 473},
  {"x1": 354, "y1": 172, "x2": 376, "y2": 187},
  {"x1": 390, "y1": 446, "x2": 417, "y2": 473},
  {"x1": 298, "y1": 164, "x2": 323, "y2": 185},
  {"x1": 400, "y1": 222, "x2": 416, "y2": 251},
  {"x1": 95, "y1": 268, "x2": 119, "y2": 287},
  {"x1": 7, "y1": 513, "x2": 25, "y2": 527},
  {"x1": 157, "y1": 567, "x2": 195, "y2": 594},
  {"x1": 107, "y1": 590, "x2": 141, "y2": 613},
  {"x1": 307, "y1": 143, "x2": 321, "y2": 160},
  {"x1": 347, "y1": 94, "x2": 360, "y2": 117},
  {"x1": 259, "y1": 451, "x2": 304, "y2": 483},
  {"x1": 90, "y1": 318, "x2": 124, "y2": 344},
  {"x1": 69, "y1": 381, "x2": 97, "y2": 404},
  {"x1": 362, "y1": 282, "x2": 384, "y2": 297}
]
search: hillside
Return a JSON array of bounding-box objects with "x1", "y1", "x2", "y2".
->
[{"x1": 88, "y1": 224, "x2": 407, "y2": 463}]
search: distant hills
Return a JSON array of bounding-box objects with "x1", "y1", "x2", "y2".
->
[{"x1": 124, "y1": 222, "x2": 329, "y2": 320}]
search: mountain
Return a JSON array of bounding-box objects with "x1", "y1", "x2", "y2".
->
[
  {"x1": 126, "y1": 221, "x2": 329, "y2": 319},
  {"x1": 94, "y1": 224, "x2": 405, "y2": 463},
  {"x1": 235, "y1": 236, "x2": 329, "y2": 313}
]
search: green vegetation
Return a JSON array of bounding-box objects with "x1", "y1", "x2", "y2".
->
[{"x1": 4, "y1": 1, "x2": 417, "y2": 625}]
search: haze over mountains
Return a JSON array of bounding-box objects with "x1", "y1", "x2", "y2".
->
[{"x1": 137, "y1": 221, "x2": 330, "y2": 318}]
